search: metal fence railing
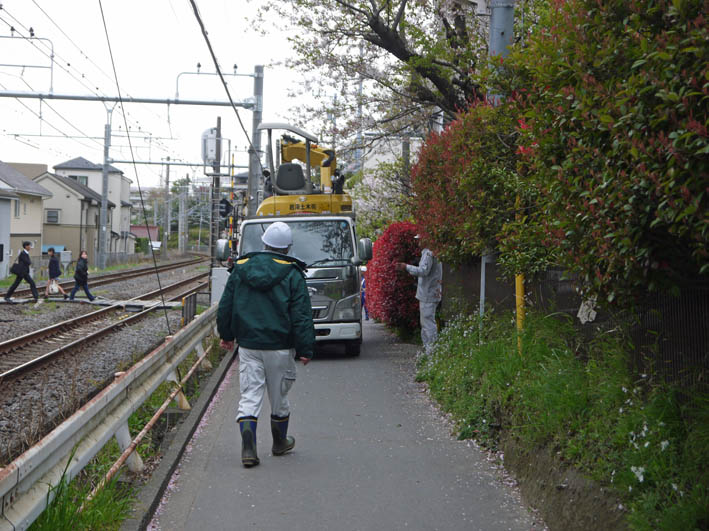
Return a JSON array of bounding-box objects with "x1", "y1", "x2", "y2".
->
[
  {"x1": 0, "y1": 305, "x2": 218, "y2": 531},
  {"x1": 442, "y1": 261, "x2": 709, "y2": 389}
]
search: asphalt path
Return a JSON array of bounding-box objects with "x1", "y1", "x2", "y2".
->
[{"x1": 150, "y1": 321, "x2": 542, "y2": 531}]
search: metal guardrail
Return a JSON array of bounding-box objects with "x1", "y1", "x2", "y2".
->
[{"x1": 0, "y1": 305, "x2": 218, "y2": 531}]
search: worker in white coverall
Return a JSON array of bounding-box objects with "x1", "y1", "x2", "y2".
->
[
  {"x1": 217, "y1": 222, "x2": 315, "y2": 467},
  {"x1": 395, "y1": 236, "x2": 443, "y2": 351}
]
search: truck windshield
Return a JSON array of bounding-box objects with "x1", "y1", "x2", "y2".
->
[{"x1": 241, "y1": 220, "x2": 354, "y2": 266}]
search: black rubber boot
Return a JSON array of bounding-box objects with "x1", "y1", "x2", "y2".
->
[
  {"x1": 271, "y1": 414, "x2": 295, "y2": 456},
  {"x1": 238, "y1": 416, "x2": 260, "y2": 467}
]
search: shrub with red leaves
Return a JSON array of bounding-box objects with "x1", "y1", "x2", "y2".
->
[{"x1": 367, "y1": 221, "x2": 420, "y2": 334}]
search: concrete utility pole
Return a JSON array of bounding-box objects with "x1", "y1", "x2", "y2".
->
[
  {"x1": 211, "y1": 117, "x2": 222, "y2": 266},
  {"x1": 163, "y1": 157, "x2": 170, "y2": 254},
  {"x1": 481, "y1": 0, "x2": 516, "y2": 320},
  {"x1": 98, "y1": 108, "x2": 113, "y2": 270},
  {"x1": 178, "y1": 190, "x2": 186, "y2": 254},
  {"x1": 246, "y1": 65, "x2": 264, "y2": 217}
]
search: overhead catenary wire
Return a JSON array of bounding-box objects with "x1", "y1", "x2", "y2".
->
[
  {"x1": 97, "y1": 0, "x2": 172, "y2": 335},
  {"x1": 187, "y1": 0, "x2": 266, "y2": 176},
  {"x1": 2, "y1": 3, "x2": 172, "y2": 145},
  {"x1": 0, "y1": 80, "x2": 99, "y2": 152}
]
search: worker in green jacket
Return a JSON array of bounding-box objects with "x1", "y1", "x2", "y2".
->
[{"x1": 217, "y1": 221, "x2": 315, "y2": 468}]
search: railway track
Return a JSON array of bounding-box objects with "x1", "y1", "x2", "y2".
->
[
  {"x1": 1, "y1": 256, "x2": 207, "y2": 300},
  {"x1": 0, "y1": 272, "x2": 209, "y2": 380}
]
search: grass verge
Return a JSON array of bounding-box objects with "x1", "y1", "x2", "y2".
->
[
  {"x1": 28, "y1": 336, "x2": 227, "y2": 530},
  {"x1": 416, "y1": 311, "x2": 708, "y2": 530}
]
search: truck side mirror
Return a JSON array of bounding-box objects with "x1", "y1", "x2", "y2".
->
[
  {"x1": 358, "y1": 238, "x2": 372, "y2": 262},
  {"x1": 216, "y1": 239, "x2": 230, "y2": 261}
]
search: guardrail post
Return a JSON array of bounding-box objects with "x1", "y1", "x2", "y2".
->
[
  {"x1": 114, "y1": 423, "x2": 144, "y2": 473},
  {"x1": 196, "y1": 343, "x2": 213, "y2": 371},
  {"x1": 167, "y1": 371, "x2": 192, "y2": 410}
]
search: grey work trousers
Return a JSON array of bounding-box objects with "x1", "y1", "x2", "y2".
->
[
  {"x1": 236, "y1": 347, "x2": 297, "y2": 420},
  {"x1": 419, "y1": 301, "x2": 439, "y2": 352}
]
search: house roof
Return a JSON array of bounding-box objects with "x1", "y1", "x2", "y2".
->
[
  {"x1": 0, "y1": 161, "x2": 52, "y2": 198},
  {"x1": 38, "y1": 172, "x2": 116, "y2": 207},
  {"x1": 121, "y1": 200, "x2": 132, "y2": 208},
  {"x1": 54, "y1": 156, "x2": 123, "y2": 174},
  {"x1": 0, "y1": 179, "x2": 19, "y2": 199}
]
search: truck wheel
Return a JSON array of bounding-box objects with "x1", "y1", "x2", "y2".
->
[{"x1": 345, "y1": 340, "x2": 361, "y2": 357}]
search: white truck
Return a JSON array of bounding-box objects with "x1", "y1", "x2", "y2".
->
[{"x1": 237, "y1": 123, "x2": 372, "y2": 355}]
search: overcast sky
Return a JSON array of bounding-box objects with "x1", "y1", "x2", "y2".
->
[{"x1": 0, "y1": 0, "x2": 303, "y2": 188}]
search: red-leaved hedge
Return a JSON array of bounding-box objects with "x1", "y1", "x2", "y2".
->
[{"x1": 366, "y1": 221, "x2": 420, "y2": 333}]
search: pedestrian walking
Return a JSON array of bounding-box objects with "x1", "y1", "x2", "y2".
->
[
  {"x1": 45, "y1": 247, "x2": 68, "y2": 299},
  {"x1": 395, "y1": 235, "x2": 443, "y2": 352},
  {"x1": 4, "y1": 241, "x2": 39, "y2": 303},
  {"x1": 69, "y1": 250, "x2": 96, "y2": 301},
  {"x1": 217, "y1": 221, "x2": 315, "y2": 468}
]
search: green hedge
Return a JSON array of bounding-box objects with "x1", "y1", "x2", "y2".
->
[
  {"x1": 411, "y1": 0, "x2": 708, "y2": 302},
  {"x1": 507, "y1": 0, "x2": 709, "y2": 301}
]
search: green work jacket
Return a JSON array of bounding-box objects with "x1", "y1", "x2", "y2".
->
[{"x1": 217, "y1": 251, "x2": 315, "y2": 358}]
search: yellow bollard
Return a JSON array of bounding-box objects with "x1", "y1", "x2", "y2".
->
[{"x1": 515, "y1": 273, "x2": 525, "y2": 355}]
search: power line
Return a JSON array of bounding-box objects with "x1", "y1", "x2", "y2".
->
[
  {"x1": 2, "y1": 4, "x2": 170, "y2": 141},
  {"x1": 0, "y1": 11, "x2": 107, "y2": 98},
  {"x1": 97, "y1": 0, "x2": 172, "y2": 335},
  {"x1": 188, "y1": 0, "x2": 264, "y2": 174},
  {"x1": 0, "y1": 80, "x2": 99, "y2": 152},
  {"x1": 16, "y1": 76, "x2": 104, "y2": 149}
]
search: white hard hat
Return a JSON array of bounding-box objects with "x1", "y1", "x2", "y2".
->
[{"x1": 262, "y1": 221, "x2": 293, "y2": 249}]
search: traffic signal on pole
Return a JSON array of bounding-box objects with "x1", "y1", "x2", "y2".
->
[{"x1": 219, "y1": 198, "x2": 232, "y2": 219}]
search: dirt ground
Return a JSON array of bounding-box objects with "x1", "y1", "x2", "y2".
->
[{"x1": 500, "y1": 433, "x2": 628, "y2": 530}]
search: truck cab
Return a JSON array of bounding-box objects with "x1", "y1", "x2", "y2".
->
[{"x1": 236, "y1": 123, "x2": 372, "y2": 356}]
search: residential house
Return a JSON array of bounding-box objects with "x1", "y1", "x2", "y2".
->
[
  {"x1": 130, "y1": 224, "x2": 159, "y2": 241},
  {"x1": 0, "y1": 180, "x2": 18, "y2": 279},
  {"x1": 53, "y1": 157, "x2": 135, "y2": 255},
  {"x1": 0, "y1": 161, "x2": 52, "y2": 268},
  {"x1": 33, "y1": 171, "x2": 116, "y2": 265}
]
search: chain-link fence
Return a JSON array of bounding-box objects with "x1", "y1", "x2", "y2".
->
[{"x1": 442, "y1": 261, "x2": 708, "y2": 389}]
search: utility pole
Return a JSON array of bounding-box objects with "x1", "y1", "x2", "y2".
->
[
  {"x1": 163, "y1": 156, "x2": 170, "y2": 255},
  {"x1": 481, "y1": 0, "x2": 516, "y2": 322},
  {"x1": 98, "y1": 108, "x2": 113, "y2": 270},
  {"x1": 178, "y1": 189, "x2": 186, "y2": 254},
  {"x1": 355, "y1": 43, "x2": 364, "y2": 172},
  {"x1": 402, "y1": 136, "x2": 410, "y2": 178},
  {"x1": 246, "y1": 65, "x2": 263, "y2": 217},
  {"x1": 210, "y1": 117, "x2": 221, "y2": 266}
]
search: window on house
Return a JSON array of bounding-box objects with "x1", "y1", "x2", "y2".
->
[
  {"x1": 14, "y1": 200, "x2": 20, "y2": 217},
  {"x1": 69, "y1": 175, "x2": 88, "y2": 186},
  {"x1": 46, "y1": 209, "x2": 60, "y2": 224}
]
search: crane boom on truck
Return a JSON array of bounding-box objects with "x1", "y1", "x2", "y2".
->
[{"x1": 230, "y1": 122, "x2": 372, "y2": 356}]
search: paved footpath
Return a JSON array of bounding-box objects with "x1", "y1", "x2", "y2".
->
[{"x1": 149, "y1": 321, "x2": 542, "y2": 531}]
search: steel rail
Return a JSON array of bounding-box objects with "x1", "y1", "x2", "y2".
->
[
  {"x1": 1, "y1": 257, "x2": 206, "y2": 299},
  {"x1": 0, "y1": 273, "x2": 209, "y2": 379}
]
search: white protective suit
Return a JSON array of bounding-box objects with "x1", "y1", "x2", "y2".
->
[
  {"x1": 237, "y1": 347, "x2": 297, "y2": 419},
  {"x1": 405, "y1": 248, "x2": 443, "y2": 350}
]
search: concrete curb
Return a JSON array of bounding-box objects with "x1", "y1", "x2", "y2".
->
[{"x1": 120, "y1": 347, "x2": 236, "y2": 531}]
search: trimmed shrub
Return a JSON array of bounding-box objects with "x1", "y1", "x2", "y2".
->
[
  {"x1": 411, "y1": 101, "x2": 521, "y2": 266},
  {"x1": 366, "y1": 221, "x2": 420, "y2": 333},
  {"x1": 507, "y1": 0, "x2": 709, "y2": 302}
]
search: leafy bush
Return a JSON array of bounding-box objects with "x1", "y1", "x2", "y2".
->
[
  {"x1": 135, "y1": 237, "x2": 149, "y2": 254},
  {"x1": 410, "y1": 101, "x2": 520, "y2": 265},
  {"x1": 366, "y1": 221, "x2": 420, "y2": 333},
  {"x1": 417, "y1": 311, "x2": 709, "y2": 530},
  {"x1": 506, "y1": 0, "x2": 709, "y2": 301}
]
